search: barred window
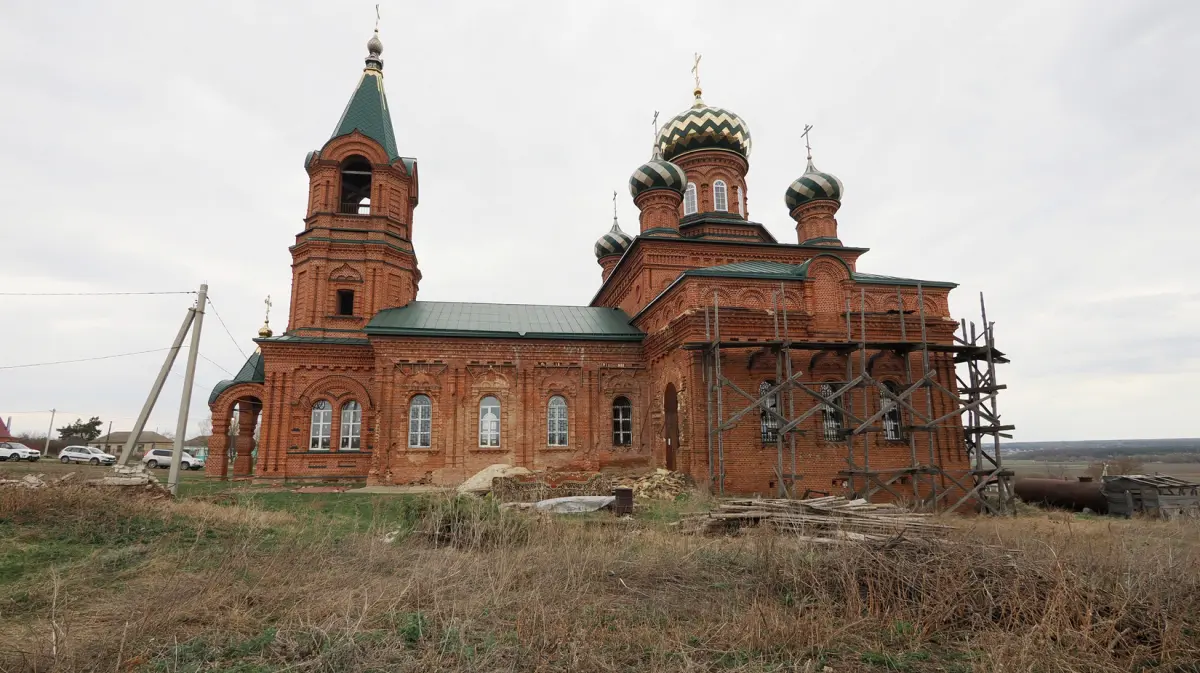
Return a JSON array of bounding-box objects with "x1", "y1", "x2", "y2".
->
[
  {"x1": 882, "y1": 382, "x2": 903, "y2": 441},
  {"x1": 759, "y1": 380, "x2": 780, "y2": 444},
  {"x1": 684, "y1": 183, "x2": 698, "y2": 215},
  {"x1": 547, "y1": 396, "x2": 569, "y2": 446},
  {"x1": 820, "y1": 383, "x2": 844, "y2": 442},
  {"x1": 408, "y1": 395, "x2": 432, "y2": 448},
  {"x1": 339, "y1": 400, "x2": 361, "y2": 450},
  {"x1": 479, "y1": 396, "x2": 501, "y2": 447},
  {"x1": 612, "y1": 396, "x2": 632, "y2": 446},
  {"x1": 309, "y1": 400, "x2": 332, "y2": 450},
  {"x1": 713, "y1": 180, "x2": 728, "y2": 212}
]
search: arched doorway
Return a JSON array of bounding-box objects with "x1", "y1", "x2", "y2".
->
[{"x1": 664, "y1": 383, "x2": 679, "y2": 471}]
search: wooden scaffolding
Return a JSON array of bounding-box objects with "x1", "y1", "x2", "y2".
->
[{"x1": 688, "y1": 284, "x2": 1014, "y2": 514}]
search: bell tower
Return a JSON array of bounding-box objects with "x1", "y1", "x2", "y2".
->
[{"x1": 287, "y1": 26, "x2": 421, "y2": 335}]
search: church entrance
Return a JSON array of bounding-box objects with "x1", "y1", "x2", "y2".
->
[{"x1": 664, "y1": 383, "x2": 679, "y2": 471}]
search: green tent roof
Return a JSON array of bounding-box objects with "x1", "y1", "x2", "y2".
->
[
  {"x1": 331, "y1": 69, "x2": 400, "y2": 161},
  {"x1": 207, "y1": 351, "x2": 265, "y2": 405},
  {"x1": 365, "y1": 301, "x2": 644, "y2": 341}
]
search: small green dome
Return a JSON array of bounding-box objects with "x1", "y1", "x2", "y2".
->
[
  {"x1": 786, "y1": 159, "x2": 843, "y2": 210},
  {"x1": 657, "y1": 93, "x2": 751, "y2": 161},
  {"x1": 629, "y1": 157, "x2": 687, "y2": 198},
  {"x1": 594, "y1": 221, "x2": 633, "y2": 260}
]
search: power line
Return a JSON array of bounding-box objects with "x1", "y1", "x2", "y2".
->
[
  {"x1": 0, "y1": 291, "x2": 197, "y2": 296},
  {"x1": 205, "y1": 295, "x2": 249, "y2": 361},
  {"x1": 0, "y1": 348, "x2": 173, "y2": 370},
  {"x1": 198, "y1": 352, "x2": 234, "y2": 376}
]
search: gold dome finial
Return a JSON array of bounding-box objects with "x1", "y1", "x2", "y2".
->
[{"x1": 258, "y1": 295, "x2": 273, "y2": 338}]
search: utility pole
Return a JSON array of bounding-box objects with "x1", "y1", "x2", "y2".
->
[
  {"x1": 43, "y1": 409, "x2": 55, "y2": 457},
  {"x1": 117, "y1": 301, "x2": 196, "y2": 466},
  {"x1": 104, "y1": 420, "x2": 112, "y2": 455},
  {"x1": 168, "y1": 284, "x2": 207, "y2": 495}
]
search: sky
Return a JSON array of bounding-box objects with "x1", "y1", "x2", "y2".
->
[{"x1": 1, "y1": 0, "x2": 1197, "y2": 443}]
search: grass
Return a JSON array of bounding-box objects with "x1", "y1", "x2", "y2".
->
[{"x1": 2, "y1": 485, "x2": 1200, "y2": 672}]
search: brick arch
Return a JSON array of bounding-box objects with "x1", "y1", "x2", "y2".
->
[
  {"x1": 740, "y1": 288, "x2": 767, "y2": 307},
  {"x1": 207, "y1": 382, "x2": 265, "y2": 480},
  {"x1": 867, "y1": 350, "x2": 907, "y2": 378},
  {"x1": 296, "y1": 374, "x2": 374, "y2": 410},
  {"x1": 809, "y1": 351, "x2": 848, "y2": 379},
  {"x1": 318, "y1": 132, "x2": 391, "y2": 167}
]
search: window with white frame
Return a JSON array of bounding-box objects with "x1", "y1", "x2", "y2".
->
[
  {"x1": 684, "y1": 183, "x2": 698, "y2": 215},
  {"x1": 309, "y1": 400, "x2": 332, "y2": 450},
  {"x1": 882, "y1": 382, "x2": 903, "y2": 441},
  {"x1": 408, "y1": 395, "x2": 432, "y2": 448},
  {"x1": 479, "y1": 396, "x2": 501, "y2": 447},
  {"x1": 547, "y1": 395, "x2": 568, "y2": 446},
  {"x1": 759, "y1": 380, "x2": 780, "y2": 444},
  {"x1": 819, "y1": 383, "x2": 844, "y2": 442},
  {"x1": 339, "y1": 400, "x2": 361, "y2": 450},
  {"x1": 612, "y1": 396, "x2": 632, "y2": 446},
  {"x1": 713, "y1": 180, "x2": 728, "y2": 212},
  {"x1": 737, "y1": 185, "x2": 745, "y2": 216}
]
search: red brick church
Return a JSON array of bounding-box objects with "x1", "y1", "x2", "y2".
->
[{"x1": 207, "y1": 28, "x2": 980, "y2": 499}]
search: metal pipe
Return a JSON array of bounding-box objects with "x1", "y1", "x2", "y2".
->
[{"x1": 1015, "y1": 478, "x2": 1107, "y2": 513}]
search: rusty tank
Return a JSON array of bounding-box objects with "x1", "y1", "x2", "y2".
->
[{"x1": 1014, "y1": 477, "x2": 1108, "y2": 513}]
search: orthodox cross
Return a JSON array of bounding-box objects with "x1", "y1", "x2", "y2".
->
[
  {"x1": 691, "y1": 53, "x2": 702, "y2": 91},
  {"x1": 374, "y1": 3, "x2": 381, "y2": 31},
  {"x1": 801, "y1": 124, "x2": 814, "y2": 161},
  {"x1": 264, "y1": 295, "x2": 272, "y2": 324},
  {"x1": 612, "y1": 190, "x2": 618, "y2": 225}
]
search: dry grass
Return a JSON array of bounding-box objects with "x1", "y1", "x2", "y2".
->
[{"x1": 2, "y1": 487, "x2": 1199, "y2": 673}]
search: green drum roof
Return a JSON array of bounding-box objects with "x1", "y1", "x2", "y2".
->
[{"x1": 366, "y1": 301, "x2": 644, "y2": 341}]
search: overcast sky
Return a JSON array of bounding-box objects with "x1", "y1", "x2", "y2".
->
[{"x1": 1, "y1": 0, "x2": 1197, "y2": 443}]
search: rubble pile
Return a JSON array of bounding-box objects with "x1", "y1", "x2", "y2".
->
[
  {"x1": 457, "y1": 464, "x2": 531, "y2": 495},
  {"x1": 675, "y1": 495, "x2": 949, "y2": 544},
  {"x1": 492, "y1": 471, "x2": 613, "y2": 503},
  {"x1": 613, "y1": 468, "x2": 693, "y2": 500},
  {"x1": 0, "y1": 465, "x2": 171, "y2": 497}
]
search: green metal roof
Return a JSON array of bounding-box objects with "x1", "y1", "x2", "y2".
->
[
  {"x1": 365, "y1": 301, "x2": 644, "y2": 341},
  {"x1": 208, "y1": 350, "x2": 265, "y2": 405},
  {"x1": 257, "y1": 334, "x2": 371, "y2": 345},
  {"x1": 684, "y1": 260, "x2": 955, "y2": 288},
  {"x1": 332, "y1": 69, "x2": 400, "y2": 160}
]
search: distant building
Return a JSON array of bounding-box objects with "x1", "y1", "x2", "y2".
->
[
  {"x1": 90, "y1": 431, "x2": 173, "y2": 455},
  {"x1": 184, "y1": 435, "x2": 211, "y2": 460}
]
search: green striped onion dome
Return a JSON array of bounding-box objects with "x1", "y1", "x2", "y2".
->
[
  {"x1": 657, "y1": 94, "x2": 752, "y2": 161},
  {"x1": 785, "y1": 159, "x2": 844, "y2": 210},
  {"x1": 594, "y1": 220, "x2": 633, "y2": 259},
  {"x1": 629, "y1": 156, "x2": 687, "y2": 198}
]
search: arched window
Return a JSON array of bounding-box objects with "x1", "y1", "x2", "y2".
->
[
  {"x1": 684, "y1": 183, "x2": 698, "y2": 215},
  {"x1": 612, "y1": 396, "x2": 632, "y2": 446},
  {"x1": 309, "y1": 400, "x2": 332, "y2": 450},
  {"x1": 547, "y1": 396, "x2": 568, "y2": 446},
  {"x1": 408, "y1": 395, "x2": 432, "y2": 448},
  {"x1": 340, "y1": 401, "x2": 362, "y2": 450},
  {"x1": 759, "y1": 380, "x2": 780, "y2": 444},
  {"x1": 819, "y1": 383, "x2": 844, "y2": 442},
  {"x1": 713, "y1": 180, "x2": 728, "y2": 212},
  {"x1": 882, "y1": 382, "x2": 903, "y2": 441},
  {"x1": 479, "y1": 396, "x2": 501, "y2": 447},
  {"x1": 339, "y1": 156, "x2": 372, "y2": 215},
  {"x1": 737, "y1": 185, "x2": 745, "y2": 217}
]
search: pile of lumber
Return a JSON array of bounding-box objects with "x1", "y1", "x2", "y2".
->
[
  {"x1": 675, "y1": 495, "x2": 950, "y2": 544},
  {"x1": 613, "y1": 468, "x2": 693, "y2": 500}
]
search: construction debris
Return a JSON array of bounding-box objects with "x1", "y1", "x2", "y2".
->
[
  {"x1": 457, "y1": 464, "x2": 531, "y2": 495},
  {"x1": 492, "y1": 472, "x2": 613, "y2": 502},
  {"x1": 613, "y1": 468, "x2": 693, "y2": 500},
  {"x1": 0, "y1": 465, "x2": 171, "y2": 497},
  {"x1": 675, "y1": 496, "x2": 950, "y2": 544}
]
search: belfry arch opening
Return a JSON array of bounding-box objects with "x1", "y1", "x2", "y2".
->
[{"x1": 339, "y1": 156, "x2": 373, "y2": 215}]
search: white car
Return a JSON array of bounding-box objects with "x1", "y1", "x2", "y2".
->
[
  {"x1": 0, "y1": 442, "x2": 40, "y2": 462},
  {"x1": 142, "y1": 448, "x2": 205, "y2": 470},
  {"x1": 59, "y1": 445, "x2": 116, "y2": 465}
]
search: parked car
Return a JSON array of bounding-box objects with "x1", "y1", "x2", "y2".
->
[
  {"x1": 141, "y1": 448, "x2": 205, "y2": 470},
  {"x1": 59, "y1": 446, "x2": 116, "y2": 465},
  {"x1": 0, "y1": 442, "x2": 40, "y2": 462}
]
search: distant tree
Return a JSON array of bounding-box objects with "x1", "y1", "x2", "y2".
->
[
  {"x1": 56, "y1": 417, "x2": 103, "y2": 441},
  {"x1": 1112, "y1": 456, "x2": 1145, "y2": 475},
  {"x1": 197, "y1": 414, "x2": 213, "y2": 437}
]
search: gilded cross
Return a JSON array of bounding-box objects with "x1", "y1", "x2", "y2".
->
[
  {"x1": 691, "y1": 53, "x2": 702, "y2": 91},
  {"x1": 264, "y1": 295, "x2": 272, "y2": 323}
]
